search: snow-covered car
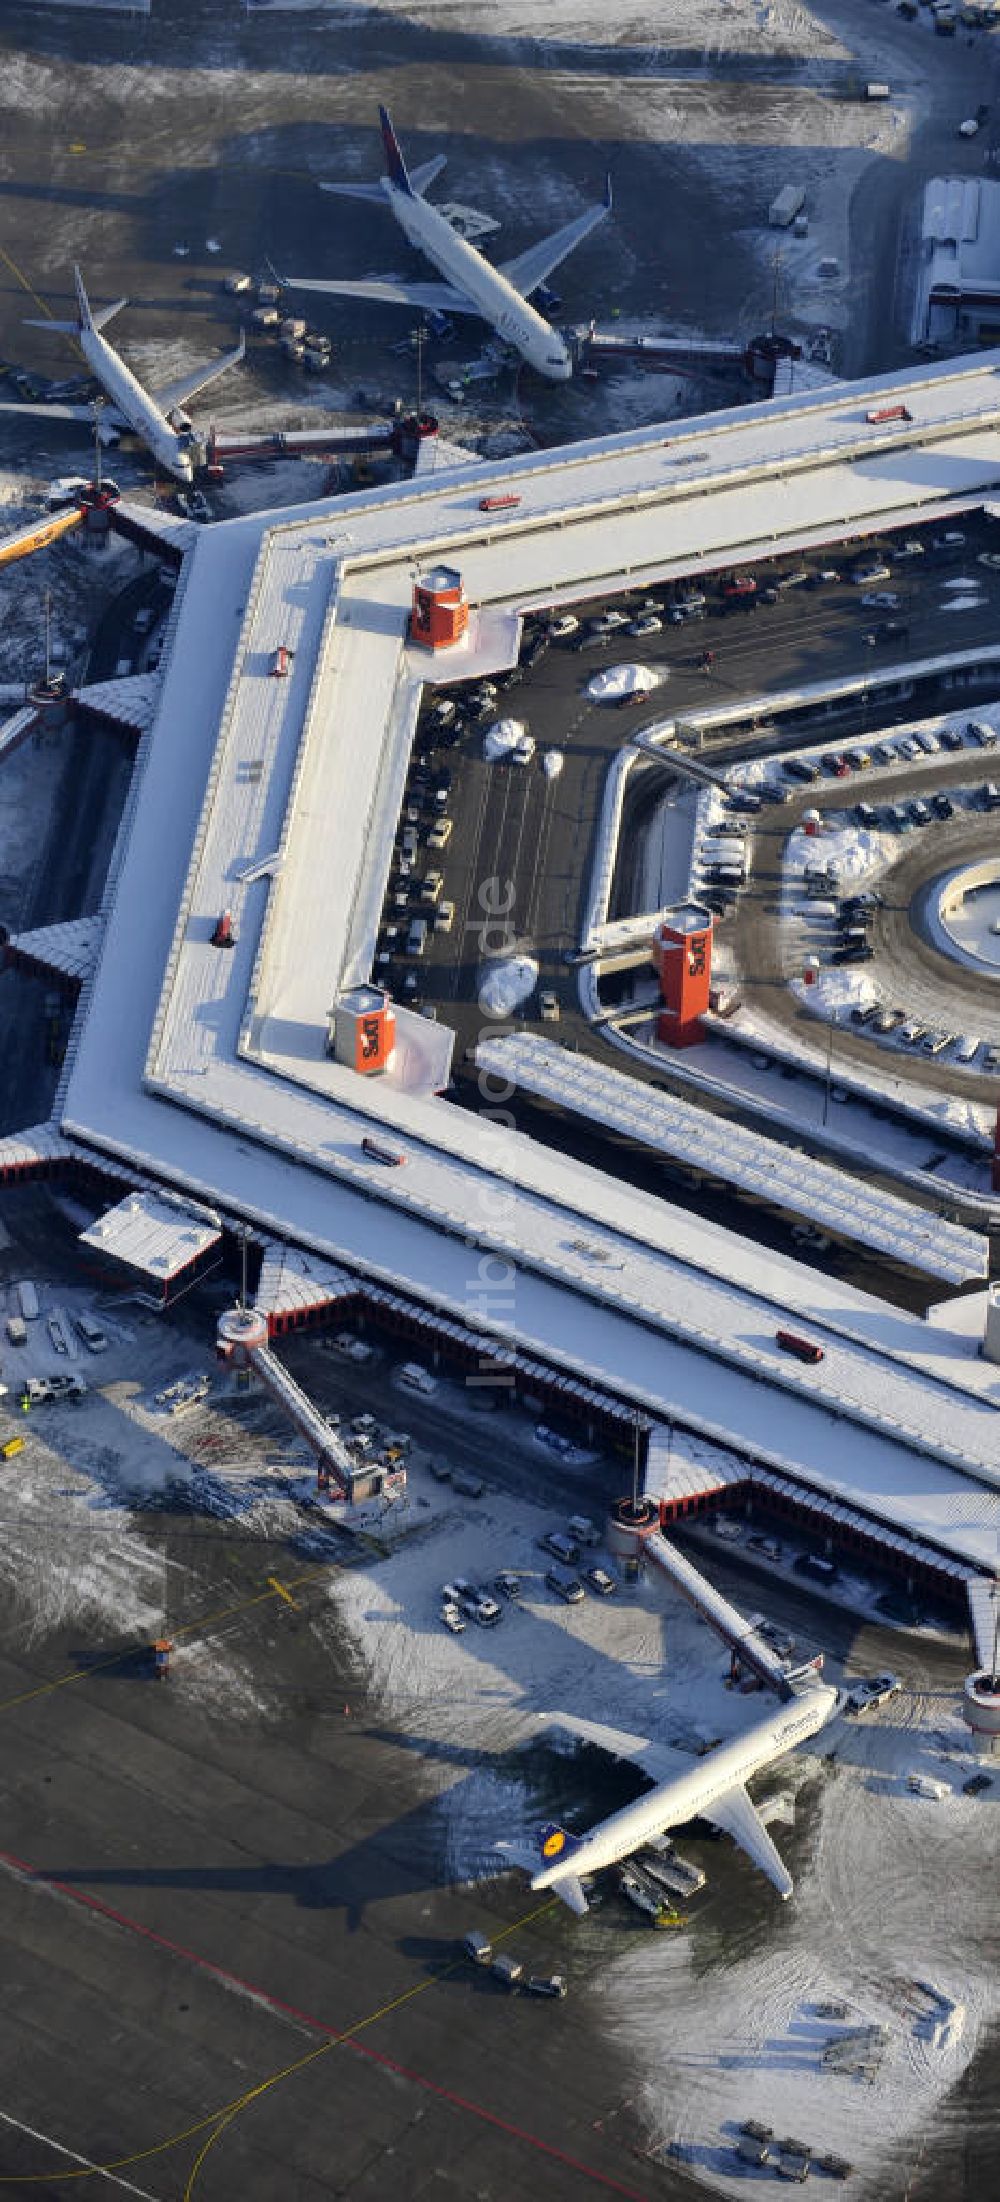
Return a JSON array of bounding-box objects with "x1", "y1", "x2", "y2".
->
[
  {"x1": 846, "y1": 1672, "x2": 901, "y2": 1714},
  {"x1": 627, "y1": 613, "x2": 662, "y2": 636},
  {"x1": 539, "y1": 991, "x2": 560, "y2": 1023},
  {"x1": 440, "y1": 1601, "x2": 466, "y2": 1634},
  {"x1": 851, "y1": 562, "x2": 891, "y2": 585},
  {"x1": 860, "y1": 591, "x2": 899, "y2": 609},
  {"x1": 893, "y1": 540, "x2": 925, "y2": 560},
  {"x1": 584, "y1": 1565, "x2": 616, "y2": 1597},
  {"x1": 549, "y1": 614, "x2": 579, "y2": 638},
  {"x1": 542, "y1": 748, "x2": 563, "y2": 780},
  {"x1": 524, "y1": 1974, "x2": 567, "y2": 1999},
  {"x1": 978, "y1": 552, "x2": 1000, "y2": 569}
]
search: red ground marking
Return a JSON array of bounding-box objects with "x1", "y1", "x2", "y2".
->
[{"x1": 0, "y1": 1846, "x2": 651, "y2": 2201}]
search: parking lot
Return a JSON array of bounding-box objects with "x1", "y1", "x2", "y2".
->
[{"x1": 372, "y1": 515, "x2": 1000, "y2": 1055}]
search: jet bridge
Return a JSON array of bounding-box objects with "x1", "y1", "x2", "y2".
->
[{"x1": 645, "y1": 1530, "x2": 797, "y2": 1696}]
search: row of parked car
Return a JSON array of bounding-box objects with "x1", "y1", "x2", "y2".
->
[
  {"x1": 850, "y1": 1001, "x2": 1000, "y2": 1068},
  {"x1": 438, "y1": 1523, "x2": 616, "y2": 1632},
  {"x1": 784, "y1": 715, "x2": 997, "y2": 789}
]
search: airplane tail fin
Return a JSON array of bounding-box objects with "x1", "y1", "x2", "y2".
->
[
  {"x1": 74, "y1": 266, "x2": 94, "y2": 334},
  {"x1": 536, "y1": 1821, "x2": 582, "y2": 1864},
  {"x1": 74, "y1": 267, "x2": 127, "y2": 334},
  {"x1": 379, "y1": 105, "x2": 413, "y2": 197}
]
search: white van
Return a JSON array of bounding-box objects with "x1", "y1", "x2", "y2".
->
[
  {"x1": 74, "y1": 1310, "x2": 108, "y2": 1353},
  {"x1": 398, "y1": 1361, "x2": 436, "y2": 1396}
]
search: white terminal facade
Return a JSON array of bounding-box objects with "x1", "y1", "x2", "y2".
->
[{"x1": 9, "y1": 350, "x2": 1000, "y2": 1640}]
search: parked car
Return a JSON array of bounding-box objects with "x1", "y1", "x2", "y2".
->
[
  {"x1": 541, "y1": 1530, "x2": 580, "y2": 1564},
  {"x1": 846, "y1": 1673, "x2": 901, "y2": 1714},
  {"x1": 584, "y1": 1565, "x2": 616, "y2": 1597},
  {"x1": 546, "y1": 1564, "x2": 585, "y2": 1604}
]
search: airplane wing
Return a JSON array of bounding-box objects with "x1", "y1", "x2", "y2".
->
[
  {"x1": 702, "y1": 1784, "x2": 794, "y2": 1900},
  {"x1": 534, "y1": 1711, "x2": 684, "y2": 1787},
  {"x1": 321, "y1": 155, "x2": 447, "y2": 203},
  {"x1": 150, "y1": 333, "x2": 245, "y2": 414},
  {"x1": 278, "y1": 271, "x2": 479, "y2": 316},
  {"x1": 0, "y1": 399, "x2": 126, "y2": 430},
  {"x1": 499, "y1": 181, "x2": 612, "y2": 299}
]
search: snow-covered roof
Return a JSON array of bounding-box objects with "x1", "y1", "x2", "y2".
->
[
  {"x1": 0, "y1": 1123, "x2": 73, "y2": 1173},
  {"x1": 7, "y1": 916, "x2": 102, "y2": 985},
  {"x1": 474, "y1": 1033, "x2": 988, "y2": 1287},
  {"x1": 254, "y1": 1239, "x2": 352, "y2": 1316},
  {"x1": 52, "y1": 345, "x2": 1000, "y2": 1578},
  {"x1": 113, "y1": 498, "x2": 195, "y2": 554},
  {"x1": 79, "y1": 1188, "x2": 221, "y2": 1280},
  {"x1": 76, "y1": 673, "x2": 160, "y2": 732}
]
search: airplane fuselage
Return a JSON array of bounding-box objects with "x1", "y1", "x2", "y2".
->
[
  {"x1": 383, "y1": 178, "x2": 573, "y2": 381},
  {"x1": 82, "y1": 320, "x2": 196, "y2": 482},
  {"x1": 531, "y1": 1685, "x2": 838, "y2": 1894}
]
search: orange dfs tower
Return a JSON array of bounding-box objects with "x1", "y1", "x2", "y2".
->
[
  {"x1": 410, "y1": 564, "x2": 469, "y2": 651},
  {"x1": 653, "y1": 901, "x2": 713, "y2": 1047}
]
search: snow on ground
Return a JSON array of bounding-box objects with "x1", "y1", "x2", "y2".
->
[
  {"x1": 482, "y1": 716, "x2": 531, "y2": 762},
  {"x1": 343, "y1": 2, "x2": 850, "y2": 61},
  {"x1": 0, "y1": 1265, "x2": 307, "y2": 1715},
  {"x1": 587, "y1": 662, "x2": 663, "y2": 702},
  {"x1": 322, "y1": 1447, "x2": 996, "y2": 2191},
  {"x1": 601, "y1": 1694, "x2": 999, "y2": 2193},
  {"x1": 478, "y1": 953, "x2": 538, "y2": 1015}
]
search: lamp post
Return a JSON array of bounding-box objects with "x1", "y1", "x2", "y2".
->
[
  {"x1": 411, "y1": 321, "x2": 426, "y2": 417},
  {"x1": 91, "y1": 396, "x2": 105, "y2": 492}
]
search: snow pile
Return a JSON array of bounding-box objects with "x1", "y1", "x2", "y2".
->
[
  {"x1": 784, "y1": 819, "x2": 893, "y2": 903},
  {"x1": 940, "y1": 576, "x2": 987, "y2": 614},
  {"x1": 482, "y1": 717, "x2": 533, "y2": 762},
  {"x1": 587, "y1": 662, "x2": 662, "y2": 703},
  {"x1": 478, "y1": 954, "x2": 538, "y2": 1017}
]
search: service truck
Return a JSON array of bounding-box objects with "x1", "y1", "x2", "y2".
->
[{"x1": 768, "y1": 185, "x2": 806, "y2": 230}]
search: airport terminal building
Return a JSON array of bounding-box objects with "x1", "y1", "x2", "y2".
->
[{"x1": 5, "y1": 349, "x2": 1000, "y2": 1646}]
